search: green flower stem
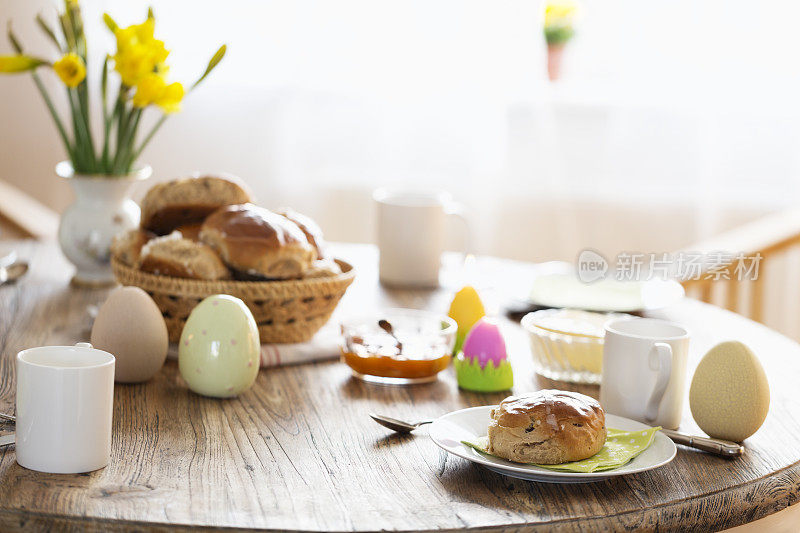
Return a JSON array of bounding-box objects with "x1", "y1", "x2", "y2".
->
[
  {"x1": 112, "y1": 106, "x2": 140, "y2": 175},
  {"x1": 100, "y1": 58, "x2": 111, "y2": 171},
  {"x1": 104, "y1": 84, "x2": 128, "y2": 173},
  {"x1": 113, "y1": 111, "x2": 132, "y2": 173},
  {"x1": 113, "y1": 102, "x2": 131, "y2": 165},
  {"x1": 66, "y1": 89, "x2": 84, "y2": 168},
  {"x1": 73, "y1": 8, "x2": 93, "y2": 169},
  {"x1": 8, "y1": 21, "x2": 75, "y2": 164},
  {"x1": 121, "y1": 108, "x2": 142, "y2": 172},
  {"x1": 31, "y1": 71, "x2": 74, "y2": 161},
  {"x1": 67, "y1": 0, "x2": 94, "y2": 172},
  {"x1": 35, "y1": 14, "x2": 63, "y2": 52},
  {"x1": 111, "y1": 110, "x2": 128, "y2": 173},
  {"x1": 67, "y1": 88, "x2": 92, "y2": 172},
  {"x1": 58, "y1": 13, "x2": 75, "y2": 52},
  {"x1": 69, "y1": 4, "x2": 87, "y2": 63},
  {"x1": 131, "y1": 113, "x2": 166, "y2": 164},
  {"x1": 77, "y1": 82, "x2": 96, "y2": 169}
]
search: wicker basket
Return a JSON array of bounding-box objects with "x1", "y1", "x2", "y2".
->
[{"x1": 111, "y1": 257, "x2": 355, "y2": 343}]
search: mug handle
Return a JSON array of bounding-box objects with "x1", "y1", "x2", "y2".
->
[
  {"x1": 444, "y1": 201, "x2": 472, "y2": 256},
  {"x1": 645, "y1": 342, "x2": 673, "y2": 423}
]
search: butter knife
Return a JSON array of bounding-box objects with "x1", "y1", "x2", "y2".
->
[
  {"x1": 660, "y1": 428, "x2": 743, "y2": 457},
  {"x1": 0, "y1": 434, "x2": 14, "y2": 447}
]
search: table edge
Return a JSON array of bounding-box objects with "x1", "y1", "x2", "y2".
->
[{"x1": 2, "y1": 459, "x2": 798, "y2": 532}]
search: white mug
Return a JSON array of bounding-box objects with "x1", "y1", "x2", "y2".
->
[
  {"x1": 600, "y1": 318, "x2": 689, "y2": 430},
  {"x1": 374, "y1": 188, "x2": 468, "y2": 288},
  {"x1": 16, "y1": 342, "x2": 115, "y2": 473}
]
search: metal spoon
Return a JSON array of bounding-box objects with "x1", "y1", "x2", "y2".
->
[
  {"x1": 370, "y1": 413, "x2": 431, "y2": 433},
  {"x1": 369, "y1": 413, "x2": 744, "y2": 457},
  {"x1": 0, "y1": 412, "x2": 14, "y2": 449},
  {"x1": 0, "y1": 261, "x2": 28, "y2": 285},
  {"x1": 378, "y1": 319, "x2": 403, "y2": 352}
]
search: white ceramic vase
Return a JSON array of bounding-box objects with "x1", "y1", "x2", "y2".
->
[{"x1": 56, "y1": 161, "x2": 151, "y2": 286}]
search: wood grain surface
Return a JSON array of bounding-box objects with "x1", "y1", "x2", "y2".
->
[{"x1": 0, "y1": 241, "x2": 799, "y2": 532}]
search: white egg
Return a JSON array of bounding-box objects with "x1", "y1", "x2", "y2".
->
[{"x1": 91, "y1": 286, "x2": 168, "y2": 383}]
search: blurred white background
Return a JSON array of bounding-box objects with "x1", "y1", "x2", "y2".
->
[{"x1": 2, "y1": 0, "x2": 800, "y2": 262}]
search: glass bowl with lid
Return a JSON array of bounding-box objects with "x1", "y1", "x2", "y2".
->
[
  {"x1": 340, "y1": 309, "x2": 457, "y2": 385},
  {"x1": 521, "y1": 309, "x2": 631, "y2": 384}
]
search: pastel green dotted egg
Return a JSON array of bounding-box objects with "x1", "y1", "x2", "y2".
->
[
  {"x1": 689, "y1": 341, "x2": 770, "y2": 442},
  {"x1": 179, "y1": 295, "x2": 260, "y2": 398}
]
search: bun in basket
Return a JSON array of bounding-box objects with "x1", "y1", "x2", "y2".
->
[
  {"x1": 303, "y1": 258, "x2": 342, "y2": 278},
  {"x1": 175, "y1": 222, "x2": 202, "y2": 241},
  {"x1": 111, "y1": 229, "x2": 154, "y2": 267},
  {"x1": 278, "y1": 208, "x2": 327, "y2": 259},
  {"x1": 139, "y1": 233, "x2": 230, "y2": 280},
  {"x1": 199, "y1": 204, "x2": 316, "y2": 279},
  {"x1": 488, "y1": 390, "x2": 606, "y2": 464},
  {"x1": 140, "y1": 175, "x2": 252, "y2": 235}
]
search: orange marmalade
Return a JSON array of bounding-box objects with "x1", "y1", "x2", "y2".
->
[
  {"x1": 340, "y1": 311, "x2": 457, "y2": 384},
  {"x1": 341, "y1": 349, "x2": 451, "y2": 379}
]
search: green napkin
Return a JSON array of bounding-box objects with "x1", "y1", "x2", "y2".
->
[{"x1": 462, "y1": 427, "x2": 660, "y2": 473}]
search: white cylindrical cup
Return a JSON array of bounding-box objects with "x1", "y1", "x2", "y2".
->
[
  {"x1": 16, "y1": 342, "x2": 115, "y2": 473},
  {"x1": 374, "y1": 188, "x2": 468, "y2": 288},
  {"x1": 601, "y1": 318, "x2": 689, "y2": 430}
]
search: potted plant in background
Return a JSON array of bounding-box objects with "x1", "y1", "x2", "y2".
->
[
  {"x1": 543, "y1": 0, "x2": 577, "y2": 82},
  {"x1": 0, "y1": 2, "x2": 225, "y2": 285}
]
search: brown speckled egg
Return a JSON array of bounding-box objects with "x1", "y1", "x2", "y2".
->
[
  {"x1": 91, "y1": 286, "x2": 168, "y2": 383},
  {"x1": 689, "y1": 341, "x2": 770, "y2": 442}
]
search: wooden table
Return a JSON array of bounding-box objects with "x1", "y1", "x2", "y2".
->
[{"x1": 1, "y1": 241, "x2": 799, "y2": 532}]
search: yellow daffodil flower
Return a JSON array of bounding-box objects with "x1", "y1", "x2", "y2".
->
[
  {"x1": 544, "y1": 0, "x2": 578, "y2": 29},
  {"x1": 544, "y1": 0, "x2": 578, "y2": 46},
  {"x1": 135, "y1": 17, "x2": 156, "y2": 44},
  {"x1": 132, "y1": 73, "x2": 165, "y2": 107},
  {"x1": 156, "y1": 81, "x2": 184, "y2": 113},
  {"x1": 112, "y1": 18, "x2": 169, "y2": 87},
  {"x1": 53, "y1": 53, "x2": 86, "y2": 87},
  {"x1": 133, "y1": 74, "x2": 183, "y2": 113},
  {"x1": 0, "y1": 55, "x2": 46, "y2": 73},
  {"x1": 115, "y1": 44, "x2": 153, "y2": 87},
  {"x1": 114, "y1": 18, "x2": 154, "y2": 53}
]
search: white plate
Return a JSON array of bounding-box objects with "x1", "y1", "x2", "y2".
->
[
  {"x1": 430, "y1": 406, "x2": 676, "y2": 483},
  {"x1": 528, "y1": 274, "x2": 685, "y2": 313}
]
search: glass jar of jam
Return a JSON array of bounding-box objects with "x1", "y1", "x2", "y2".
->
[{"x1": 340, "y1": 309, "x2": 456, "y2": 385}]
